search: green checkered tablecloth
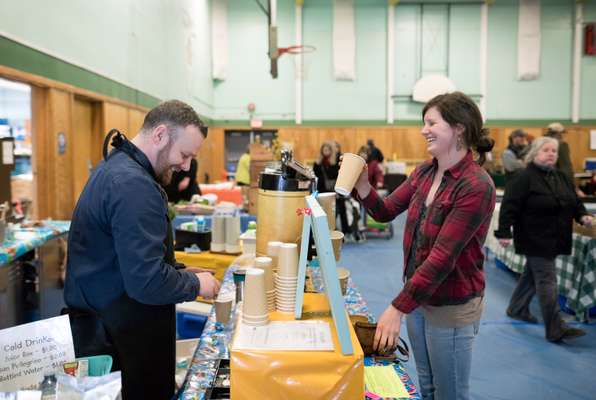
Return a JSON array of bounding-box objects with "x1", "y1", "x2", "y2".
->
[{"x1": 486, "y1": 203, "x2": 596, "y2": 322}]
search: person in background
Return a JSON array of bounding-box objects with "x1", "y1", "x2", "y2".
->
[
  {"x1": 367, "y1": 138, "x2": 384, "y2": 163},
  {"x1": 354, "y1": 92, "x2": 496, "y2": 400},
  {"x1": 235, "y1": 145, "x2": 251, "y2": 187},
  {"x1": 235, "y1": 145, "x2": 251, "y2": 211},
  {"x1": 358, "y1": 145, "x2": 384, "y2": 189},
  {"x1": 544, "y1": 122, "x2": 583, "y2": 193},
  {"x1": 495, "y1": 137, "x2": 592, "y2": 342},
  {"x1": 164, "y1": 158, "x2": 201, "y2": 203},
  {"x1": 64, "y1": 100, "x2": 221, "y2": 399},
  {"x1": 502, "y1": 129, "x2": 529, "y2": 184},
  {"x1": 313, "y1": 141, "x2": 339, "y2": 193}
]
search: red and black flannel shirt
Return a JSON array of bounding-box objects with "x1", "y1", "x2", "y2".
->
[{"x1": 359, "y1": 151, "x2": 496, "y2": 314}]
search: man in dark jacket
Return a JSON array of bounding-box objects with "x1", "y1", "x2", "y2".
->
[
  {"x1": 501, "y1": 129, "x2": 529, "y2": 184},
  {"x1": 367, "y1": 139, "x2": 384, "y2": 163},
  {"x1": 64, "y1": 100, "x2": 220, "y2": 399}
]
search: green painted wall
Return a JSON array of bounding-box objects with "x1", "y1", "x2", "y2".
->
[
  {"x1": 582, "y1": 1, "x2": 596, "y2": 120},
  {"x1": 0, "y1": 0, "x2": 213, "y2": 115},
  {"x1": 212, "y1": 0, "x2": 296, "y2": 120},
  {"x1": 0, "y1": 0, "x2": 594, "y2": 123},
  {"x1": 217, "y1": 0, "x2": 595, "y2": 123}
]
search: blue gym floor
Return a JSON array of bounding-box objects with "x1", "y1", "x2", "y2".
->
[{"x1": 341, "y1": 214, "x2": 596, "y2": 400}]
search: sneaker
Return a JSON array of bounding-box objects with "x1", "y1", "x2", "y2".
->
[
  {"x1": 547, "y1": 327, "x2": 586, "y2": 343},
  {"x1": 561, "y1": 327, "x2": 586, "y2": 340}
]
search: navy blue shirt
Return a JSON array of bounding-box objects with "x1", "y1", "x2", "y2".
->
[{"x1": 64, "y1": 141, "x2": 200, "y2": 311}]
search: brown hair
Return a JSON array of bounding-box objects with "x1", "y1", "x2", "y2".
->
[
  {"x1": 422, "y1": 92, "x2": 494, "y2": 165},
  {"x1": 142, "y1": 99, "x2": 208, "y2": 138},
  {"x1": 357, "y1": 145, "x2": 370, "y2": 161},
  {"x1": 319, "y1": 141, "x2": 338, "y2": 165}
]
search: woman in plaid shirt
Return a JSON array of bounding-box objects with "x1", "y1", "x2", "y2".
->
[{"x1": 354, "y1": 92, "x2": 496, "y2": 400}]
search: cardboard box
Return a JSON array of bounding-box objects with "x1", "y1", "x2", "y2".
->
[
  {"x1": 249, "y1": 143, "x2": 274, "y2": 161},
  {"x1": 573, "y1": 222, "x2": 596, "y2": 238},
  {"x1": 248, "y1": 187, "x2": 259, "y2": 215},
  {"x1": 230, "y1": 293, "x2": 364, "y2": 400},
  {"x1": 249, "y1": 160, "x2": 270, "y2": 186}
]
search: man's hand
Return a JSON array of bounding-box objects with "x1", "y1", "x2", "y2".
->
[
  {"x1": 186, "y1": 267, "x2": 215, "y2": 275},
  {"x1": 581, "y1": 215, "x2": 594, "y2": 227},
  {"x1": 196, "y1": 272, "x2": 221, "y2": 299}
]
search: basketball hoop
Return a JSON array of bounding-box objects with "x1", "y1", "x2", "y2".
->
[{"x1": 277, "y1": 45, "x2": 316, "y2": 57}]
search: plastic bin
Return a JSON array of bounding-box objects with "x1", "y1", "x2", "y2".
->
[
  {"x1": 177, "y1": 312, "x2": 208, "y2": 339},
  {"x1": 76, "y1": 355, "x2": 113, "y2": 377}
]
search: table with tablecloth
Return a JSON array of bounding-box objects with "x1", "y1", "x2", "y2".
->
[
  {"x1": 485, "y1": 203, "x2": 596, "y2": 322},
  {"x1": 199, "y1": 182, "x2": 243, "y2": 206},
  {"x1": 0, "y1": 220, "x2": 70, "y2": 266},
  {"x1": 178, "y1": 260, "x2": 420, "y2": 400},
  {"x1": 175, "y1": 251, "x2": 239, "y2": 283},
  {"x1": 172, "y1": 213, "x2": 256, "y2": 236}
]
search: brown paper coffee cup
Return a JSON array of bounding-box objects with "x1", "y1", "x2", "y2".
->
[{"x1": 335, "y1": 153, "x2": 366, "y2": 196}]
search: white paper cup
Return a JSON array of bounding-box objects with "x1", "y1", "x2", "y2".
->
[
  {"x1": 243, "y1": 317, "x2": 269, "y2": 326},
  {"x1": 337, "y1": 267, "x2": 350, "y2": 296},
  {"x1": 255, "y1": 256, "x2": 274, "y2": 292},
  {"x1": 330, "y1": 231, "x2": 344, "y2": 261},
  {"x1": 267, "y1": 241, "x2": 283, "y2": 272},
  {"x1": 335, "y1": 153, "x2": 366, "y2": 196},
  {"x1": 277, "y1": 243, "x2": 299, "y2": 278},
  {"x1": 215, "y1": 296, "x2": 233, "y2": 324},
  {"x1": 316, "y1": 192, "x2": 337, "y2": 230},
  {"x1": 212, "y1": 215, "x2": 226, "y2": 245},
  {"x1": 225, "y1": 215, "x2": 241, "y2": 250},
  {"x1": 243, "y1": 312, "x2": 269, "y2": 320},
  {"x1": 275, "y1": 278, "x2": 298, "y2": 285},
  {"x1": 243, "y1": 268, "x2": 268, "y2": 318},
  {"x1": 275, "y1": 274, "x2": 298, "y2": 282}
]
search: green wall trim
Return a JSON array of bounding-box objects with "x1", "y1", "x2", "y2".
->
[
  {"x1": 211, "y1": 119, "x2": 596, "y2": 127},
  {"x1": 0, "y1": 35, "x2": 161, "y2": 108}
]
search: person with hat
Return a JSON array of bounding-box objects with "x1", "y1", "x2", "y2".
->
[
  {"x1": 502, "y1": 129, "x2": 529, "y2": 184},
  {"x1": 545, "y1": 123, "x2": 573, "y2": 181},
  {"x1": 545, "y1": 122, "x2": 585, "y2": 197}
]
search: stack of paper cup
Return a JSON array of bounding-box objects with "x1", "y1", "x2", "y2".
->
[
  {"x1": 275, "y1": 243, "x2": 299, "y2": 313},
  {"x1": 334, "y1": 153, "x2": 366, "y2": 196},
  {"x1": 225, "y1": 214, "x2": 241, "y2": 253},
  {"x1": 242, "y1": 268, "x2": 269, "y2": 326},
  {"x1": 337, "y1": 267, "x2": 350, "y2": 296},
  {"x1": 211, "y1": 214, "x2": 225, "y2": 252},
  {"x1": 267, "y1": 241, "x2": 283, "y2": 273},
  {"x1": 330, "y1": 230, "x2": 344, "y2": 261},
  {"x1": 255, "y1": 256, "x2": 275, "y2": 312},
  {"x1": 316, "y1": 192, "x2": 337, "y2": 230}
]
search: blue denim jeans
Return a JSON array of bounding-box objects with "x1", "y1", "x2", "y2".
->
[{"x1": 406, "y1": 308, "x2": 480, "y2": 400}]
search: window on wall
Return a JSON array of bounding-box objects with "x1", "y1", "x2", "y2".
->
[
  {"x1": 0, "y1": 78, "x2": 32, "y2": 176},
  {"x1": 0, "y1": 77, "x2": 34, "y2": 216}
]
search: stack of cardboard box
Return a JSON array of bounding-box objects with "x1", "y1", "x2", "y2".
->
[{"x1": 248, "y1": 144, "x2": 274, "y2": 215}]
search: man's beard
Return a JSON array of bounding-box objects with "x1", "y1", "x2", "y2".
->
[{"x1": 155, "y1": 144, "x2": 174, "y2": 186}]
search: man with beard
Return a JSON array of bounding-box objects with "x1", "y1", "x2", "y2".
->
[
  {"x1": 502, "y1": 129, "x2": 529, "y2": 184},
  {"x1": 64, "y1": 100, "x2": 220, "y2": 399}
]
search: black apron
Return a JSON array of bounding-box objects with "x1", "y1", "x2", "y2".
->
[{"x1": 66, "y1": 129, "x2": 177, "y2": 400}]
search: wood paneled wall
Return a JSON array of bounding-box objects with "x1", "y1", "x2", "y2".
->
[
  {"x1": 32, "y1": 88, "x2": 75, "y2": 220},
  {"x1": 16, "y1": 73, "x2": 149, "y2": 219},
  {"x1": 198, "y1": 125, "x2": 596, "y2": 184}
]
